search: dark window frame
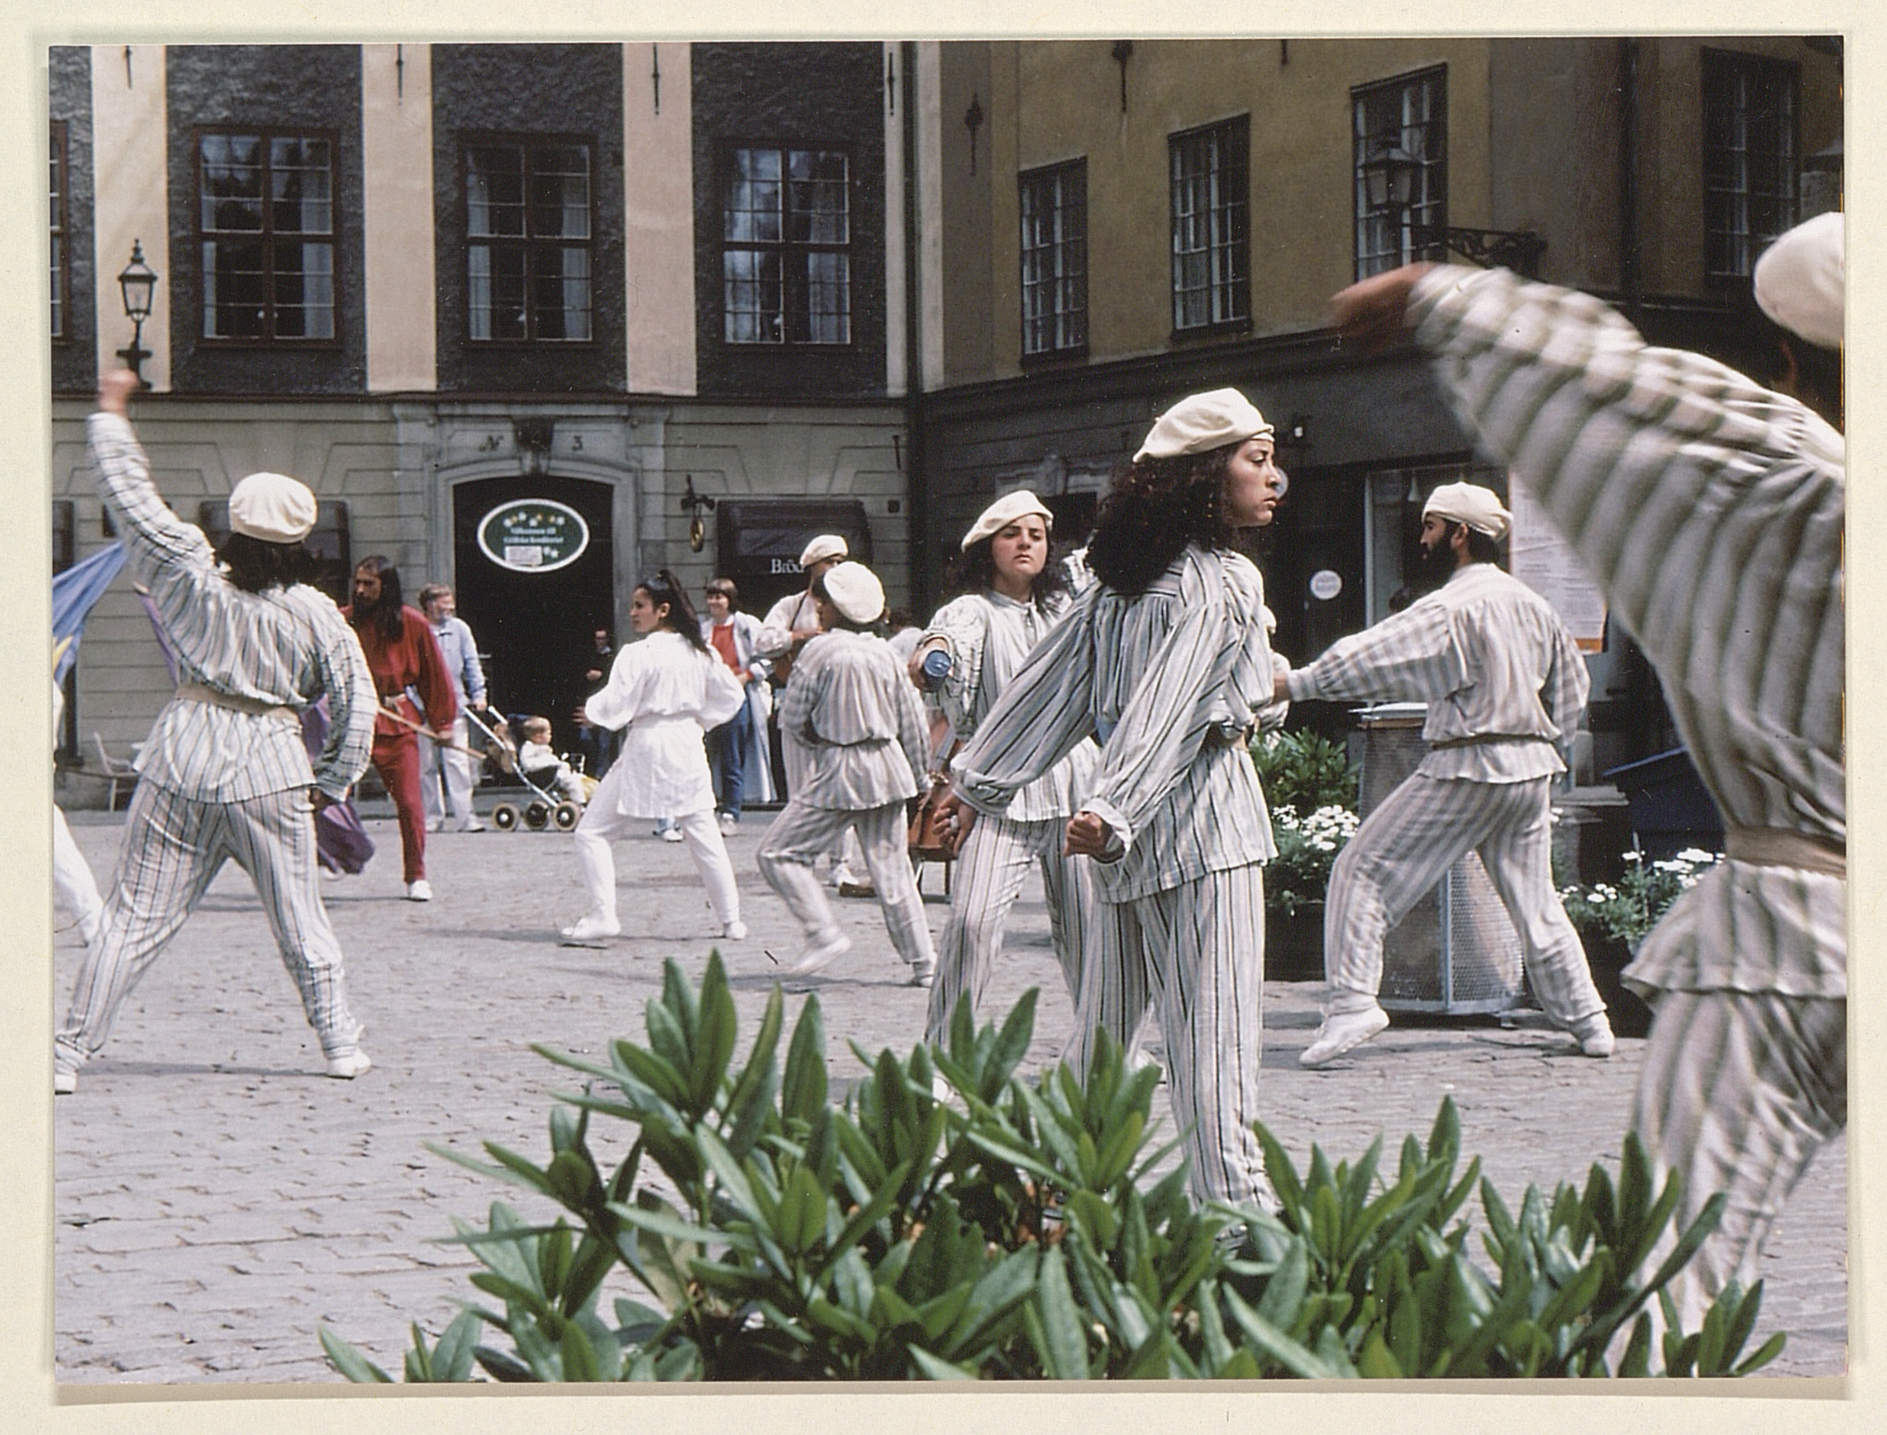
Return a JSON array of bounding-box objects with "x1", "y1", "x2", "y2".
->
[
  {"x1": 1702, "y1": 48, "x2": 1800, "y2": 286},
  {"x1": 1019, "y1": 158, "x2": 1089, "y2": 362},
  {"x1": 194, "y1": 124, "x2": 343, "y2": 348},
  {"x1": 459, "y1": 131, "x2": 599, "y2": 349},
  {"x1": 1168, "y1": 116, "x2": 1251, "y2": 337},
  {"x1": 50, "y1": 120, "x2": 71, "y2": 343},
  {"x1": 1352, "y1": 66, "x2": 1449, "y2": 281},
  {"x1": 718, "y1": 140, "x2": 855, "y2": 349}
]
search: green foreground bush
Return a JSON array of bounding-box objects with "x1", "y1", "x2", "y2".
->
[{"x1": 321, "y1": 955, "x2": 1781, "y2": 1381}]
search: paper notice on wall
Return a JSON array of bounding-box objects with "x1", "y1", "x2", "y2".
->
[{"x1": 1508, "y1": 480, "x2": 1607, "y2": 652}]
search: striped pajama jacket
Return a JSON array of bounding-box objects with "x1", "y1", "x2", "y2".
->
[
  {"x1": 56, "y1": 414, "x2": 378, "y2": 1081},
  {"x1": 919, "y1": 589, "x2": 1098, "y2": 1047},
  {"x1": 1408, "y1": 263, "x2": 1845, "y2": 1330},
  {"x1": 758, "y1": 629, "x2": 938, "y2": 975},
  {"x1": 1286, "y1": 561, "x2": 1607, "y2": 1032},
  {"x1": 954, "y1": 545, "x2": 1279, "y2": 1208}
]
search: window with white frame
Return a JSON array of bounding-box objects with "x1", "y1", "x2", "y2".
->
[
  {"x1": 464, "y1": 138, "x2": 595, "y2": 343},
  {"x1": 1020, "y1": 159, "x2": 1088, "y2": 357},
  {"x1": 198, "y1": 129, "x2": 337, "y2": 342},
  {"x1": 1703, "y1": 49, "x2": 1799, "y2": 283},
  {"x1": 1169, "y1": 119, "x2": 1249, "y2": 332},
  {"x1": 722, "y1": 146, "x2": 852, "y2": 346},
  {"x1": 1352, "y1": 68, "x2": 1447, "y2": 280}
]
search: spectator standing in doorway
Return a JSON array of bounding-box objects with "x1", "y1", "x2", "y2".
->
[
  {"x1": 573, "y1": 624, "x2": 619, "y2": 779},
  {"x1": 417, "y1": 582, "x2": 489, "y2": 834},
  {"x1": 700, "y1": 577, "x2": 772, "y2": 833}
]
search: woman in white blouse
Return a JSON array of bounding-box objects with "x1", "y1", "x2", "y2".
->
[{"x1": 562, "y1": 571, "x2": 747, "y2": 944}]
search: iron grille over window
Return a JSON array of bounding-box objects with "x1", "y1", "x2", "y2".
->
[
  {"x1": 1169, "y1": 119, "x2": 1249, "y2": 332},
  {"x1": 198, "y1": 129, "x2": 337, "y2": 342},
  {"x1": 464, "y1": 139, "x2": 594, "y2": 343},
  {"x1": 50, "y1": 121, "x2": 70, "y2": 340},
  {"x1": 1703, "y1": 49, "x2": 1799, "y2": 283},
  {"x1": 1020, "y1": 159, "x2": 1088, "y2": 357},
  {"x1": 722, "y1": 146, "x2": 852, "y2": 346},
  {"x1": 1353, "y1": 67, "x2": 1447, "y2": 280}
]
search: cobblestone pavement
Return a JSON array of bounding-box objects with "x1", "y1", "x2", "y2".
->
[{"x1": 51, "y1": 805, "x2": 1846, "y2": 1384}]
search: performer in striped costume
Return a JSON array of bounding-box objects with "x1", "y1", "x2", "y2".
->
[
  {"x1": 918, "y1": 491, "x2": 1098, "y2": 1047},
  {"x1": 1281, "y1": 481, "x2": 1612, "y2": 1067},
  {"x1": 1330, "y1": 209, "x2": 1843, "y2": 1330},
  {"x1": 55, "y1": 369, "x2": 378, "y2": 1094},
  {"x1": 940, "y1": 389, "x2": 1284, "y2": 1208},
  {"x1": 758, "y1": 562, "x2": 938, "y2": 985}
]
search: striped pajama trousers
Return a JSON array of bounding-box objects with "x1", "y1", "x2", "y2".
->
[
  {"x1": 758, "y1": 799, "x2": 936, "y2": 972},
  {"x1": 54, "y1": 781, "x2": 365, "y2": 1075},
  {"x1": 925, "y1": 813, "x2": 1092, "y2": 1046},
  {"x1": 1064, "y1": 865, "x2": 1272, "y2": 1209},
  {"x1": 779, "y1": 729, "x2": 866, "y2": 880},
  {"x1": 1323, "y1": 773, "x2": 1606, "y2": 1027},
  {"x1": 1631, "y1": 989, "x2": 1846, "y2": 1334}
]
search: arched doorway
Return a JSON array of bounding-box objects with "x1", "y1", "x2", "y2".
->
[{"x1": 453, "y1": 474, "x2": 616, "y2": 753}]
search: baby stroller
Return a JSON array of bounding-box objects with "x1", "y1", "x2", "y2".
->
[{"x1": 464, "y1": 707, "x2": 595, "y2": 832}]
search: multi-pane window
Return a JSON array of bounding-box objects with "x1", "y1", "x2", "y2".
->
[
  {"x1": 1169, "y1": 118, "x2": 1249, "y2": 332},
  {"x1": 1019, "y1": 160, "x2": 1087, "y2": 357},
  {"x1": 464, "y1": 139, "x2": 594, "y2": 344},
  {"x1": 1703, "y1": 49, "x2": 1799, "y2": 283},
  {"x1": 722, "y1": 146, "x2": 852, "y2": 346},
  {"x1": 1353, "y1": 68, "x2": 1447, "y2": 280},
  {"x1": 198, "y1": 129, "x2": 337, "y2": 341},
  {"x1": 50, "y1": 121, "x2": 69, "y2": 340}
]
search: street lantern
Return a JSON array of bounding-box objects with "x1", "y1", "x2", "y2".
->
[
  {"x1": 1359, "y1": 138, "x2": 1546, "y2": 277},
  {"x1": 116, "y1": 240, "x2": 158, "y2": 385},
  {"x1": 1361, "y1": 140, "x2": 1419, "y2": 213}
]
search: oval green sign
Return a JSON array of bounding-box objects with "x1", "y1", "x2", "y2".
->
[{"x1": 476, "y1": 499, "x2": 590, "y2": 574}]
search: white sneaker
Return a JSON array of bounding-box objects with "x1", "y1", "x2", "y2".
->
[
  {"x1": 661, "y1": 827, "x2": 685, "y2": 843},
  {"x1": 326, "y1": 1049, "x2": 373, "y2": 1079},
  {"x1": 562, "y1": 914, "x2": 622, "y2": 941},
  {"x1": 405, "y1": 880, "x2": 433, "y2": 902},
  {"x1": 1572, "y1": 1015, "x2": 1616, "y2": 1058},
  {"x1": 1299, "y1": 1004, "x2": 1390, "y2": 1068},
  {"x1": 320, "y1": 866, "x2": 343, "y2": 882},
  {"x1": 718, "y1": 812, "x2": 739, "y2": 835},
  {"x1": 787, "y1": 929, "x2": 853, "y2": 977},
  {"x1": 54, "y1": 1067, "x2": 77, "y2": 1096},
  {"x1": 721, "y1": 920, "x2": 749, "y2": 941},
  {"x1": 425, "y1": 818, "x2": 444, "y2": 833},
  {"x1": 906, "y1": 958, "x2": 936, "y2": 989},
  {"x1": 460, "y1": 819, "x2": 487, "y2": 833}
]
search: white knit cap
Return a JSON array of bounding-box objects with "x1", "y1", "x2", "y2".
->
[
  {"x1": 1754, "y1": 211, "x2": 1844, "y2": 350},
  {"x1": 228, "y1": 471, "x2": 318, "y2": 544},
  {"x1": 1423, "y1": 482, "x2": 1511, "y2": 543},
  {"x1": 798, "y1": 533, "x2": 849, "y2": 567},
  {"x1": 1133, "y1": 388, "x2": 1273, "y2": 462},
  {"x1": 961, "y1": 489, "x2": 1054, "y2": 551},
  {"x1": 821, "y1": 561, "x2": 885, "y2": 625}
]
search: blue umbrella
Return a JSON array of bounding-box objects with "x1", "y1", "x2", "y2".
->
[{"x1": 52, "y1": 543, "x2": 128, "y2": 682}]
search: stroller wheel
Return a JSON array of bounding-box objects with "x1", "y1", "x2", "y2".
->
[
  {"x1": 553, "y1": 801, "x2": 582, "y2": 831},
  {"x1": 491, "y1": 802, "x2": 520, "y2": 831},
  {"x1": 524, "y1": 801, "x2": 552, "y2": 830}
]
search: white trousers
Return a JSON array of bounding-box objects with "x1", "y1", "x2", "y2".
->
[
  {"x1": 925, "y1": 813, "x2": 1090, "y2": 1046},
  {"x1": 1323, "y1": 773, "x2": 1606, "y2": 1027},
  {"x1": 53, "y1": 803, "x2": 104, "y2": 945},
  {"x1": 1062, "y1": 866, "x2": 1271, "y2": 1208},
  {"x1": 1631, "y1": 989, "x2": 1845, "y2": 1334},
  {"x1": 758, "y1": 799, "x2": 936, "y2": 971},
  {"x1": 55, "y1": 782, "x2": 365, "y2": 1074},
  {"x1": 421, "y1": 716, "x2": 478, "y2": 827},
  {"x1": 572, "y1": 805, "x2": 740, "y2": 928}
]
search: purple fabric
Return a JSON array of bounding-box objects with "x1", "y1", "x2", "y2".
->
[{"x1": 301, "y1": 698, "x2": 375, "y2": 875}]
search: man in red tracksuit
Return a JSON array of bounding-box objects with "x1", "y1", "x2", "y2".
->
[{"x1": 343, "y1": 556, "x2": 456, "y2": 901}]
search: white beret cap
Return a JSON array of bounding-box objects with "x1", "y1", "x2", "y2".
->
[
  {"x1": 821, "y1": 561, "x2": 885, "y2": 625},
  {"x1": 799, "y1": 533, "x2": 849, "y2": 567},
  {"x1": 961, "y1": 489, "x2": 1054, "y2": 551},
  {"x1": 228, "y1": 471, "x2": 318, "y2": 544},
  {"x1": 1133, "y1": 388, "x2": 1273, "y2": 462},
  {"x1": 1754, "y1": 211, "x2": 1844, "y2": 350},
  {"x1": 1423, "y1": 482, "x2": 1511, "y2": 543}
]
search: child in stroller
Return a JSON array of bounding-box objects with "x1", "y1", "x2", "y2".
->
[{"x1": 516, "y1": 716, "x2": 589, "y2": 805}]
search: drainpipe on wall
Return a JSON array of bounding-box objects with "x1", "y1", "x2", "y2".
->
[
  {"x1": 900, "y1": 40, "x2": 932, "y2": 615},
  {"x1": 1618, "y1": 38, "x2": 1641, "y2": 326}
]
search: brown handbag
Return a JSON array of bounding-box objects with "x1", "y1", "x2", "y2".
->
[{"x1": 908, "y1": 776, "x2": 957, "y2": 862}]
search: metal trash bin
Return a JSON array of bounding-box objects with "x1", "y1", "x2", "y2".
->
[{"x1": 1357, "y1": 704, "x2": 1525, "y2": 1015}]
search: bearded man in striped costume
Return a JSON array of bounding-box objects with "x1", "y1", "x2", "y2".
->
[
  {"x1": 54, "y1": 369, "x2": 378, "y2": 1095},
  {"x1": 1280, "y1": 480, "x2": 1613, "y2": 1069},
  {"x1": 1329, "y1": 210, "x2": 1844, "y2": 1334}
]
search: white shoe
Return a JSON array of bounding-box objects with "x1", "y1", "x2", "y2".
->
[
  {"x1": 460, "y1": 819, "x2": 487, "y2": 833},
  {"x1": 54, "y1": 1067, "x2": 77, "y2": 1096},
  {"x1": 906, "y1": 958, "x2": 936, "y2": 989},
  {"x1": 718, "y1": 812, "x2": 739, "y2": 835},
  {"x1": 425, "y1": 818, "x2": 444, "y2": 833},
  {"x1": 1572, "y1": 1015, "x2": 1616, "y2": 1058},
  {"x1": 661, "y1": 827, "x2": 685, "y2": 843},
  {"x1": 787, "y1": 929, "x2": 853, "y2": 977},
  {"x1": 721, "y1": 920, "x2": 749, "y2": 941},
  {"x1": 1299, "y1": 1004, "x2": 1390, "y2": 1068},
  {"x1": 562, "y1": 914, "x2": 622, "y2": 941},
  {"x1": 320, "y1": 866, "x2": 343, "y2": 882},
  {"x1": 326, "y1": 1049, "x2": 373, "y2": 1079},
  {"x1": 405, "y1": 880, "x2": 433, "y2": 902}
]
